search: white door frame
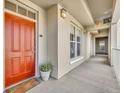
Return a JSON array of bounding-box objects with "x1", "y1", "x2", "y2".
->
[{"x1": 4, "y1": 3, "x2": 39, "y2": 91}]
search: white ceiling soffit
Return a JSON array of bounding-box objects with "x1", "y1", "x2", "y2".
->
[
  {"x1": 87, "y1": 23, "x2": 111, "y2": 31},
  {"x1": 29, "y1": 0, "x2": 94, "y2": 26},
  {"x1": 87, "y1": 0, "x2": 113, "y2": 20},
  {"x1": 29, "y1": 0, "x2": 61, "y2": 9},
  {"x1": 90, "y1": 30, "x2": 98, "y2": 35},
  {"x1": 61, "y1": 0, "x2": 94, "y2": 25}
]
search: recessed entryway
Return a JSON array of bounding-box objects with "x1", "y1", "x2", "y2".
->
[{"x1": 95, "y1": 37, "x2": 108, "y2": 55}]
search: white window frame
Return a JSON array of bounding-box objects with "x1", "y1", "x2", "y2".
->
[
  {"x1": 77, "y1": 36, "x2": 81, "y2": 56},
  {"x1": 70, "y1": 26, "x2": 76, "y2": 58},
  {"x1": 70, "y1": 25, "x2": 84, "y2": 64}
]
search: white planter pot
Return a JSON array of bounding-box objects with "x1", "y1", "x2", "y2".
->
[{"x1": 40, "y1": 71, "x2": 51, "y2": 81}]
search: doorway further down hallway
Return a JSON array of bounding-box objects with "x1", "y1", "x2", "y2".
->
[{"x1": 27, "y1": 56, "x2": 119, "y2": 93}]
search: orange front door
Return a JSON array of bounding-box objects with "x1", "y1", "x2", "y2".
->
[{"x1": 5, "y1": 12, "x2": 35, "y2": 87}]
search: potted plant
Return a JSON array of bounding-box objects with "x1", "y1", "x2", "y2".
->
[{"x1": 40, "y1": 63, "x2": 52, "y2": 81}]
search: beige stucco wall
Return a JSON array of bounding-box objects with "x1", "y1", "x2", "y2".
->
[
  {"x1": 57, "y1": 5, "x2": 88, "y2": 78},
  {"x1": 111, "y1": 0, "x2": 120, "y2": 82},
  {"x1": 111, "y1": 20, "x2": 120, "y2": 82},
  {"x1": 86, "y1": 32, "x2": 92, "y2": 58},
  {"x1": 47, "y1": 4, "x2": 89, "y2": 79},
  {"x1": 47, "y1": 5, "x2": 58, "y2": 78}
]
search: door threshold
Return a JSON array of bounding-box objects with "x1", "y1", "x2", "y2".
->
[
  {"x1": 4, "y1": 76, "x2": 41, "y2": 93},
  {"x1": 4, "y1": 76, "x2": 37, "y2": 91}
]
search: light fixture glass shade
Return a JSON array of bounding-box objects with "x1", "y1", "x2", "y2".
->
[{"x1": 61, "y1": 8, "x2": 67, "y2": 18}]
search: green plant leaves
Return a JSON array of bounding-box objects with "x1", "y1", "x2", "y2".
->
[{"x1": 40, "y1": 63, "x2": 52, "y2": 72}]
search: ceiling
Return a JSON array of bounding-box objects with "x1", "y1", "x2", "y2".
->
[
  {"x1": 29, "y1": 0, "x2": 113, "y2": 26},
  {"x1": 60, "y1": 0, "x2": 94, "y2": 25},
  {"x1": 29, "y1": 0, "x2": 94, "y2": 25},
  {"x1": 29, "y1": 0, "x2": 61, "y2": 9},
  {"x1": 87, "y1": 0, "x2": 113, "y2": 20}
]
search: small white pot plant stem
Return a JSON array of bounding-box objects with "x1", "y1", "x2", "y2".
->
[{"x1": 40, "y1": 63, "x2": 52, "y2": 81}]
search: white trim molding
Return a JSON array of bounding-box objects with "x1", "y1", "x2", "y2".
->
[{"x1": 70, "y1": 56, "x2": 84, "y2": 64}]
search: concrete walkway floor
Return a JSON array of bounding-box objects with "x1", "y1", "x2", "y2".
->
[{"x1": 27, "y1": 56, "x2": 120, "y2": 93}]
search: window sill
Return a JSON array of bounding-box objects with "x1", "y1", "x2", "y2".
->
[{"x1": 70, "y1": 56, "x2": 84, "y2": 64}]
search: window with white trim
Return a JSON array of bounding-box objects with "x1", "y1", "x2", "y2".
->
[
  {"x1": 70, "y1": 26, "x2": 75, "y2": 58},
  {"x1": 70, "y1": 25, "x2": 81, "y2": 59},
  {"x1": 77, "y1": 36, "x2": 81, "y2": 56},
  {"x1": 5, "y1": 0, "x2": 36, "y2": 20}
]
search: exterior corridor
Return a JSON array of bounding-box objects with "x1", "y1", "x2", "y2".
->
[{"x1": 27, "y1": 56, "x2": 120, "y2": 93}]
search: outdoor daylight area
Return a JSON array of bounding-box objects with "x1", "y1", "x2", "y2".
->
[{"x1": 0, "y1": 0, "x2": 122, "y2": 93}]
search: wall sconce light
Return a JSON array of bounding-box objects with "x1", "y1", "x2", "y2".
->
[{"x1": 61, "y1": 8, "x2": 67, "y2": 18}]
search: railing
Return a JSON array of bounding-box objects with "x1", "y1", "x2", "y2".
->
[{"x1": 111, "y1": 48, "x2": 120, "y2": 82}]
